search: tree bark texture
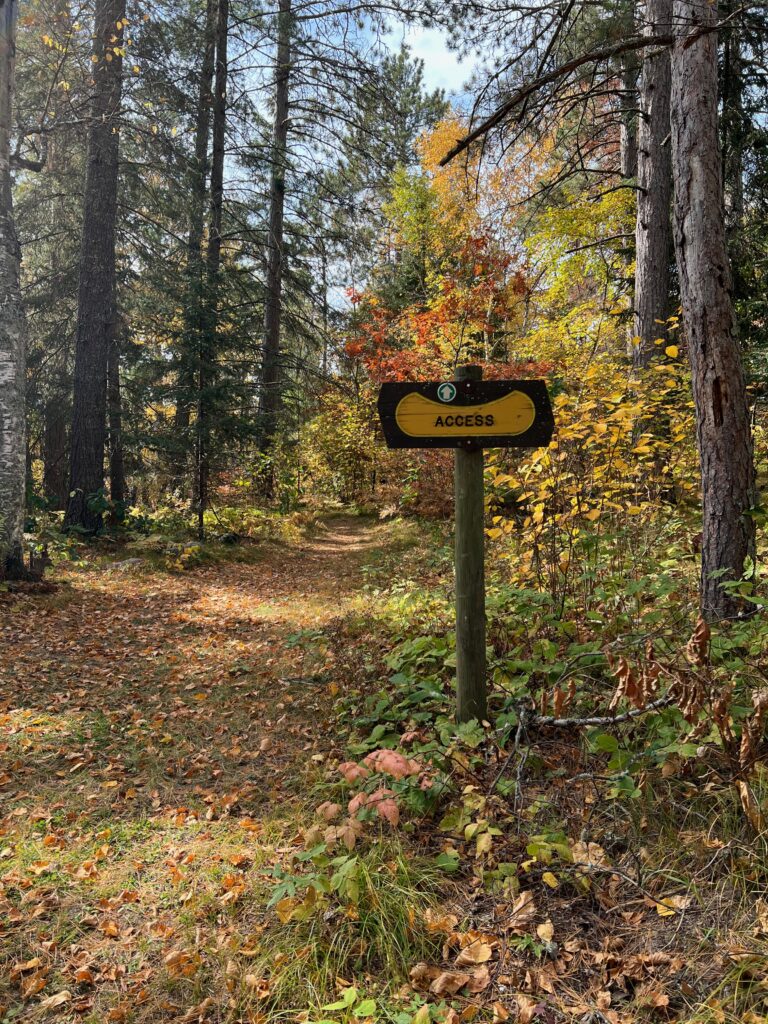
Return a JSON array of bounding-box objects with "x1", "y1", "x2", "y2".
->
[
  {"x1": 260, "y1": 0, "x2": 291, "y2": 444},
  {"x1": 43, "y1": 397, "x2": 68, "y2": 509},
  {"x1": 0, "y1": 0, "x2": 27, "y2": 577},
  {"x1": 670, "y1": 0, "x2": 756, "y2": 620},
  {"x1": 720, "y1": 6, "x2": 745, "y2": 234},
  {"x1": 633, "y1": 0, "x2": 673, "y2": 366},
  {"x1": 64, "y1": 0, "x2": 125, "y2": 531},
  {"x1": 107, "y1": 319, "x2": 125, "y2": 505},
  {"x1": 720, "y1": 7, "x2": 746, "y2": 298}
]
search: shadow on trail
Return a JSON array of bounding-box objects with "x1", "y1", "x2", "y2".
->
[{"x1": 0, "y1": 516, "x2": 381, "y2": 822}]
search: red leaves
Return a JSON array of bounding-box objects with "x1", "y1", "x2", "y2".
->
[
  {"x1": 337, "y1": 748, "x2": 430, "y2": 830},
  {"x1": 347, "y1": 787, "x2": 399, "y2": 825},
  {"x1": 338, "y1": 761, "x2": 370, "y2": 784},
  {"x1": 362, "y1": 749, "x2": 421, "y2": 779}
]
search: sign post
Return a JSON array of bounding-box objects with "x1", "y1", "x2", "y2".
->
[
  {"x1": 453, "y1": 365, "x2": 487, "y2": 723},
  {"x1": 377, "y1": 367, "x2": 554, "y2": 723}
]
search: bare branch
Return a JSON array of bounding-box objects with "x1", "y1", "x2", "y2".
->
[{"x1": 439, "y1": 33, "x2": 674, "y2": 167}]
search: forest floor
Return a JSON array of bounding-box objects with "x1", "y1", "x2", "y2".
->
[
  {"x1": 1, "y1": 515, "x2": 767, "y2": 1024},
  {"x1": 0, "y1": 516, "x2": 392, "y2": 1023}
]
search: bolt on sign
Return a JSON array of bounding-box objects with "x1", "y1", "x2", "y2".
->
[
  {"x1": 377, "y1": 369, "x2": 554, "y2": 725},
  {"x1": 377, "y1": 378, "x2": 553, "y2": 449}
]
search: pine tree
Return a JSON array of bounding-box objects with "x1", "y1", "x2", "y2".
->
[{"x1": 65, "y1": 0, "x2": 127, "y2": 531}]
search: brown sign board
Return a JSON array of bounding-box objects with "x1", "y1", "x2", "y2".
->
[{"x1": 377, "y1": 379, "x2": 554, "y2": 449}]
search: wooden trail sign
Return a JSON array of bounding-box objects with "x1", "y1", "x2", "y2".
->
[
  {"x1": 377, "y1": 367, "x2": 554, "y2": 723},
  {"x1": 377, "y1": 378, "x2": 553, "y2": 450}
]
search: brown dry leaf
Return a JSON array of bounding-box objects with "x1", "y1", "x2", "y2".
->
[
  {"x1": 28, "y1": 860, "x2": 55, "y2": 875},
  {"x1": 38, "y1": 991, "x2": 72, "y2": 1013},
  {"x1": 20, "y1": 972, "x2": 48, "y2": 999},
  {"x1": 429, "y1": 971, "x2": 471, "y2": 996},
  {"x1": 11, "y1": 957, "x2": 41, "y2": 979},
  {"x1": 164, "y1": 949, "x2": 201, "y2": 978},
  {"x1": 570, "y1": 840, "x2": 610, "y2": 868},
  {"x1": 637, "y1": 985, "x2": 670, "y2": 1010},
  {"x1": 655, "y1": 895, "x2": 691, "y2": 917},
  {"x1": 180, "y1": 998, "x2": 215, "y2": 1023},
  {"x1": 455, "y1": 938, "x2": 493, "y2": 966},
  {"x1": 244, "y1": 975, "x2": 270, "y2": 999},
  {"x1": 608, "y1": 655, "x2": 643, "y2": 710},
  {"x1": 755, "y1": 898, "x2": 768, "y2": 935},
  {"x1": 504, "y1": 890, "x2": 537, "y2": 935},
  {"x1": 465, "y1": 965, "x2": 491, "y2": 993},
  {"x1": 73, "y1": 968, "x2": 94, "y2": 986},
  {"x1": 514, "y1": 994, "x2": 540, "y2": 1024},
  {"x1": 100, "y1": 920, "x2": 120, "y2": 938},
  {"x1": 536, "y1": 920, "x2": 554, "y2": 942},
  {"x1": 74, "y1": 860, "x2": 98, "y2": 880},
  {"x1": 685, "y1": 617, "x2": 711, "y2": 666},
  {"x1": 736, "y1": 780, "x2": 766, "y2": 832},
  {"x1": 492, "y1": 1004, "x2": 510, "y2": 1023},
  {"x1": 425, "y1": 908, "x2": 459, "y2": 935},
  {"x1": 409, "y1": 963, "x2": 440, "y2": 991}
]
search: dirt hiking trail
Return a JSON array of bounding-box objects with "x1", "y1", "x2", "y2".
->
[{"x1": 1, "y1": 515, "x2": 386, "y2": 813}]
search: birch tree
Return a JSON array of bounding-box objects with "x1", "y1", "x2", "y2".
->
[
  {"x1": 0, "y1": 0, "x2": 26, "y2": 578},
  {"x1": 633, "y1": 0, "x2": 672, "y2": 365}
]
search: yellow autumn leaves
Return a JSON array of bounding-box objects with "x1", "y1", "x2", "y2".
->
[{"x1": 486, "y1": 353, "x2": 699, "y2": 586}]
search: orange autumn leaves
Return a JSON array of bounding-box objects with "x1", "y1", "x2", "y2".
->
[{"x1": 344, "y1": 117, "x2": 535, "y2": 381}]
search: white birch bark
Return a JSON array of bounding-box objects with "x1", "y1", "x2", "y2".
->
[
  {"x1": 0, "y1": 0, "x2": 26, "y2": 577},
  {"x1": 633, "y1": 0, "x2": 672, "y2": 366}
]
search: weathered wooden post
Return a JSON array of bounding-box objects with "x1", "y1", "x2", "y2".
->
[
  {"x1": 377, "y1": 370, "x2": 553, "y2": 725},
  {"x1": 454, "y1": 365, "x2": 487, "y2": 723}
]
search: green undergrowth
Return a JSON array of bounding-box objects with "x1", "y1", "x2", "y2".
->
[
  {"x1": 7, "y1": 511, "x2": 768, "y2": 1022},
  {"x1": 288, "y1": 517, "x2": 768, "y2": 1022},
  {"x1": 26, "y1": 504, "x2": 340, "y2": 576}
]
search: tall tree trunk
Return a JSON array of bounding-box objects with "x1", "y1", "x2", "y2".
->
[
  {"x1": 720, "y1": 5, "x2": 746, "y2": 298},
  {"x1": 175, "y1": 0, "x2": 216, "y2": 489},
  {"x1": 195, "y1": 0, "x2": 227, "y2": 540},
  {"x1": 321, "y1": 241, "x2": 329, "y2": 376},
  {"x1": 64, "y1": 0, "x2": 125, "y2": 532},
  {"x1": 260, "y1": 0, "x2": 291, "y2": 445},
  {"x1": 107, "y1": 319, "x2": 125, "y2": 505},
  {"x1": 0, "y1": 0, "x2": 26, "y2": 577},
  {"x1": 43, "y1": 396, "x2": 68, "y2": 509},
  {"x1": 670, "y1": 0, "x2": 756, "y2": 620},
  {"x1": 633, "y1": 0, "x2": 673, "y2": 366}
]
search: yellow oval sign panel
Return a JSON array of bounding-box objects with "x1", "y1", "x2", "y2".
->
[{"x1": 394, "y1": 390, "x2": 537, "y2": 439}]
